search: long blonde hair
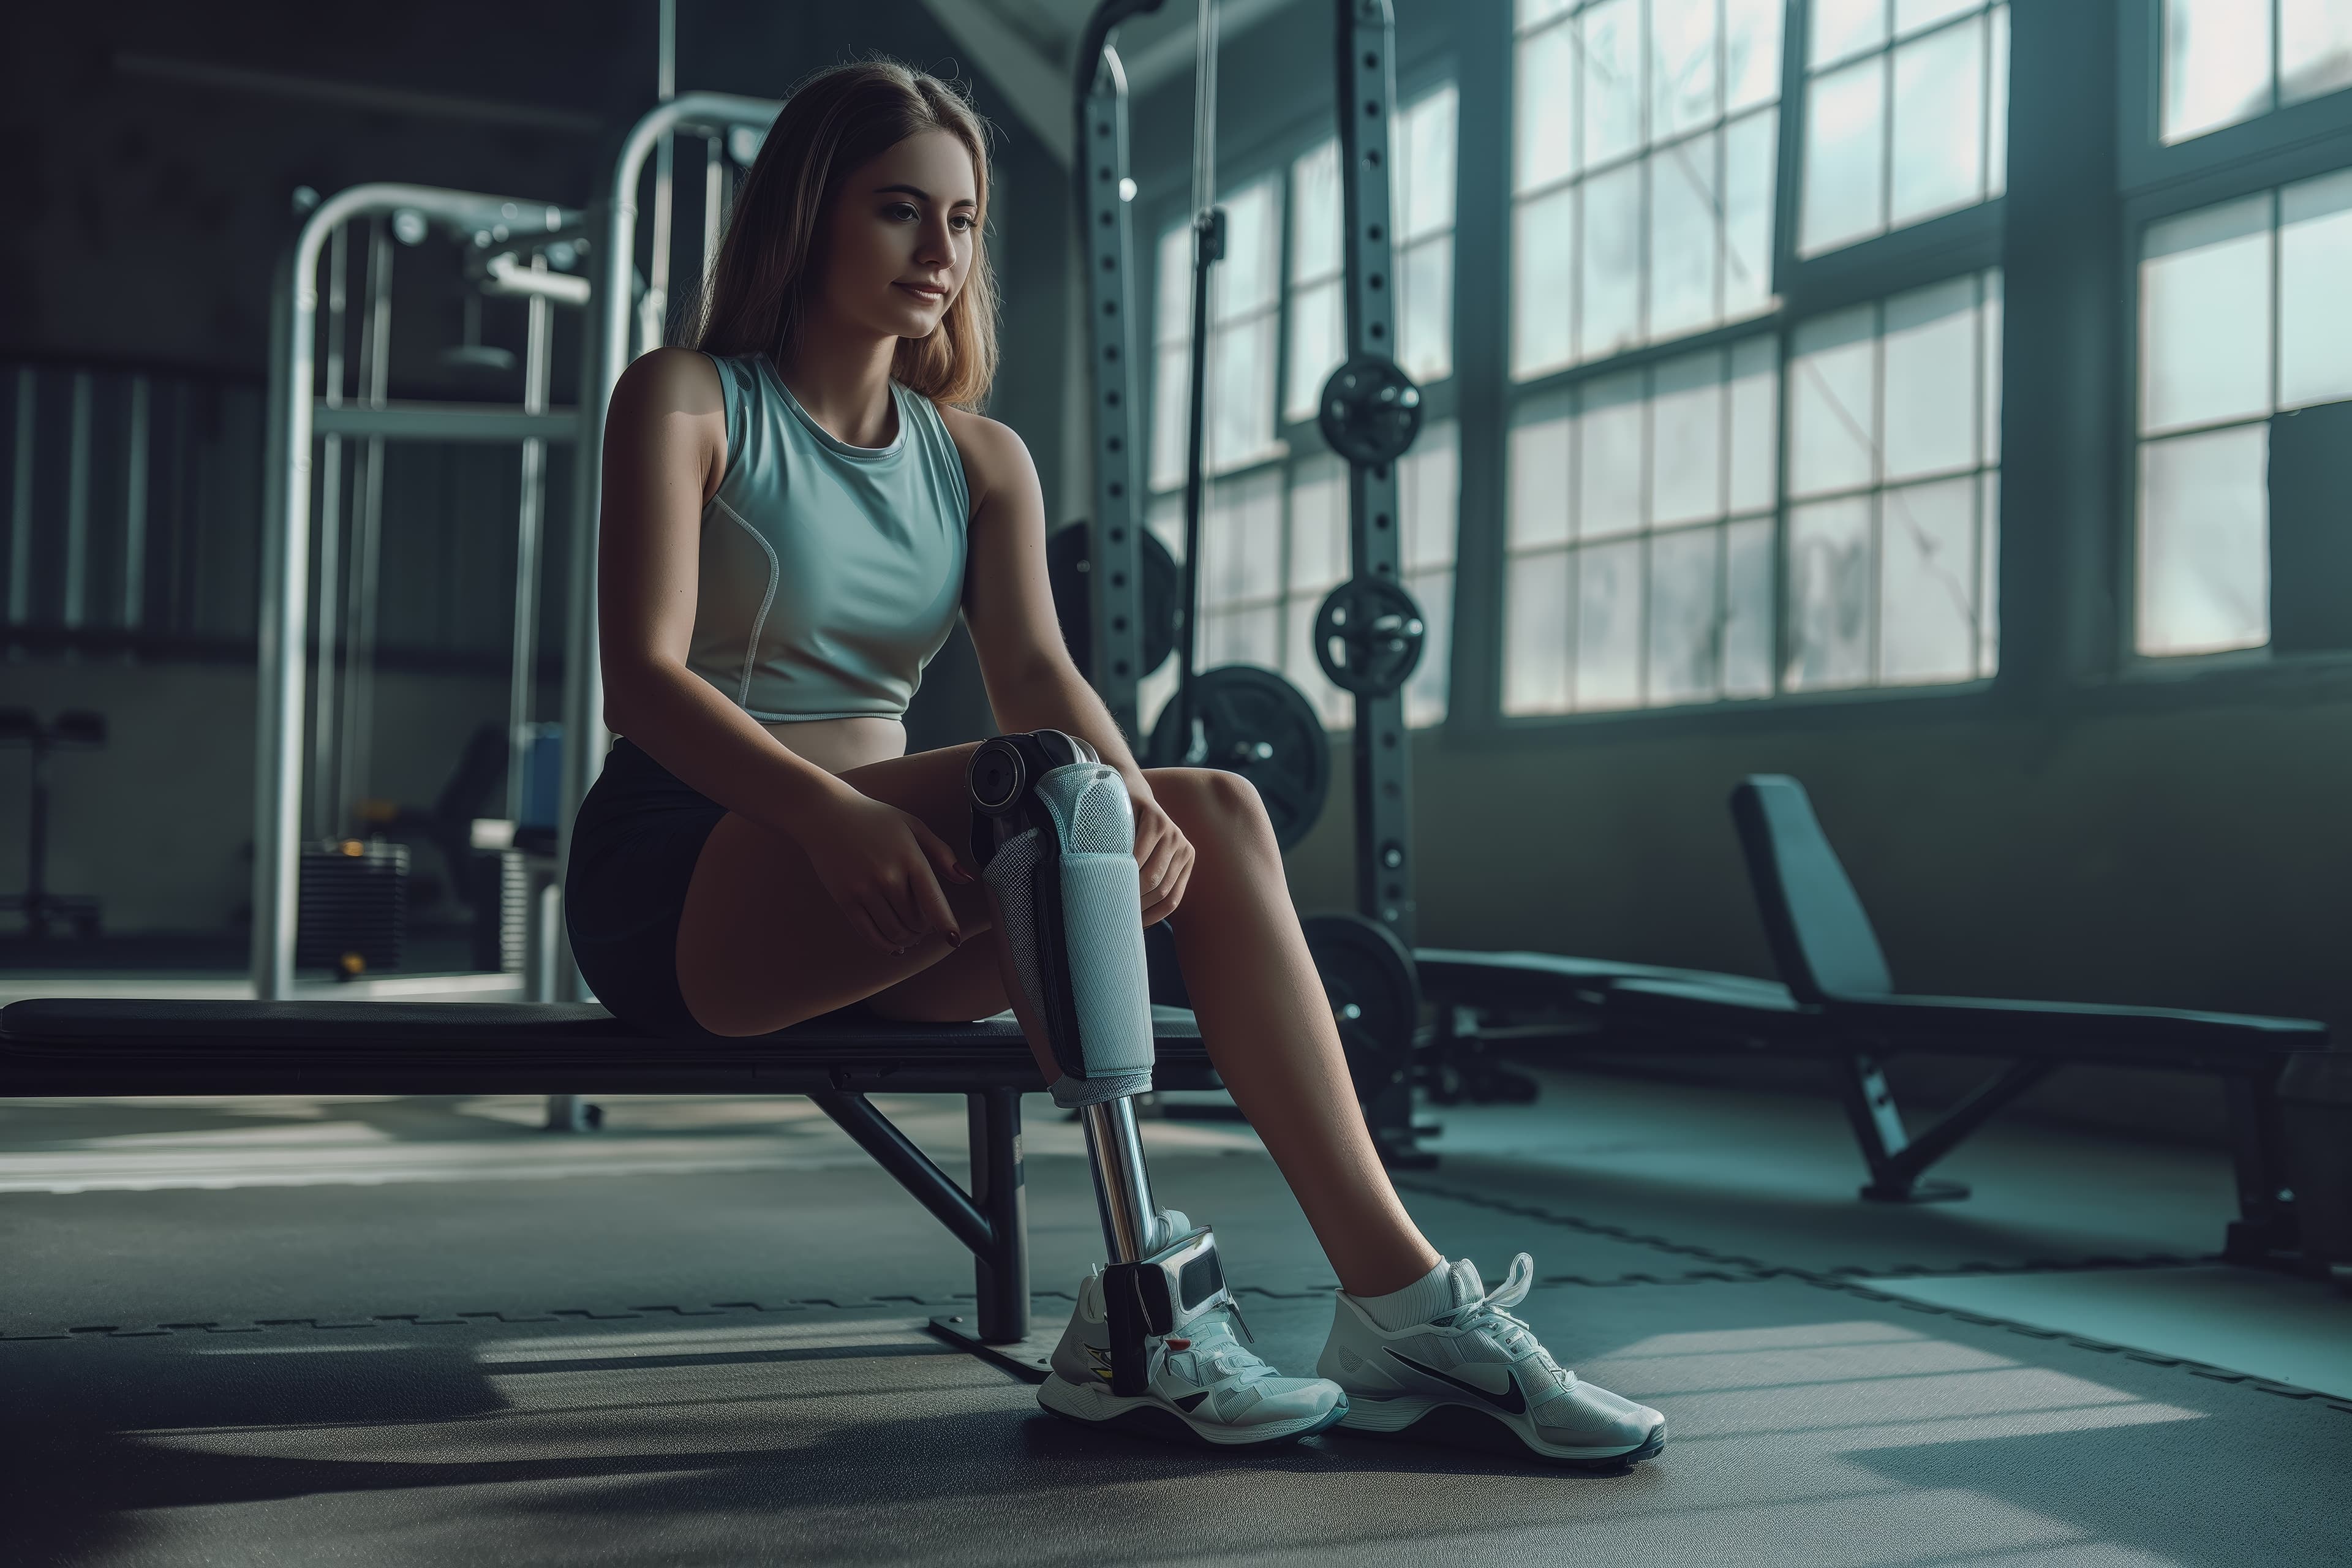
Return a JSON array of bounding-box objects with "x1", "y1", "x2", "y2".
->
[{"x1": 691, "y1": 59, "x2": 1000, "y2": 409}]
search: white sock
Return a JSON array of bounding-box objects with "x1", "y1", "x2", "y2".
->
[{"x1": 1348, "y1": 1259, "x2": 1456, "y2": 1332}]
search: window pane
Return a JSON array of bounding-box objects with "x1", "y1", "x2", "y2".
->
[
  {"x1": 1724, "y1": 108, "x2": 1778, "y2": 320},
  {"x1": 1803, "y1": 56, "x2": 1887, "y2": 255},
  {"x1": 1519, "y1": 0, "x2": 1575, "y2": 31},
  {"x1": 1725, "y1": 0, "x2": 1786, "y2": 113},
  {"x1": 1517, "y1": 20, "x2": 1581, "y2": 193},
  {"x1": 1291, "y1": 140, "x2": 1341, "y2": 283},
  {"x1": 1651, "y1": 351, "x2": 1725, "y2": 527},
  {"x1": 1401, "y1": 86, "x2": 1458, "y2": 241},
  {"x1": 1156, "y1": 224, "x2": 1191, "y2": 344},
  {"x1": 1152, "y1": 345, "x2": 1190, "y2": 491},
  {"x1": 2283, "y1": 0, "x2": 2352, "y2": 104},
  {"x1": 1287, "y1": 459, "x2": 1348, "y2": 591},
  {"x1": 1724, "y1": 515, "x2": 1776, "y2": 696},
  {"x1": 1787, "y1": 495, "x2": 1875, "y2": 688},
  {"x1": 1981, "y1": 270, "x2": 2003, "y2": 465},
  {"x1": 1649, "y1": 524, "x2": 1722, "y2": 704},
  {"x1": 1812, "y1": 0, "x2": 1888, "y2": 67},
  {"x1": 1728, "y1": 334, "x2": 1780, "y2": 513},
  {"x1": 1583, "y1": 0, "x2": 1644, "y2": 169},
  {"x1": 1879, "y1": 475, "x2": 1978, "y2": 684},
  {"x1": 1790, "y1": 306, "x2": 1878, "y2": 496},
  {"x1": 1402, "y1": 421, "x2": 1458, "y2": 571},
  {"x1": 2137, "y1": 426, "x2": 2269, "y2": 655},
  {"x1": 1203, "y1": 603, "x2": 1280, "y2": 669},
  {"x1": 1986, "y1": 3, "x2": 2008, "y2": 198},
  {"x1": 1405, "y1": 567, "x2": 1452, "y2": 727},
  {"x1": 1287, "y1": 279, "x2": 1344, "y2": 425},
  {"x1": 1202, "y1": 471, "x2": 1282, "y2": 606},
  {"x1": 1581, "y1": 162, "x2": 1643, "y2": 360},
  {"x1": 1882, "y1": 275, "x2": 1979, "y2": 480},
  {"x1": 1503, "y1": 548, "x2": 1572, "y2": 715},
  {"x1": 1400, "y1": 235, "x2": 1455, "y2": 385},
  {"x1": 1651, "y1": 136, "x2": 1722, "y2": 343},
  {"x1": 1651, "y1": 0, "x2": 1720, "y2": 141},
  {"x1": 1978, "y1": 470, "x2": 2000, "y2": 676},
  {"x1": 1512, "y1": 186, "x2": 1576, "y2": 377},
  {"x1": 1896, "y1": 0, "x2": 1977, "y2": 31},
  {"x1": 1575, "y1": 538, "x2": 1644, "y2": 708},
  {"x1": 1510, "y1": 413, "x2": 1574, "y2": 551},
  {"x1": 1578, "y1": 374, "x2": 1646, "y2": 538},
  {"x1": 1213, "y1": 181, "x2": 1280, "y2": 321},
  {"x1": 2280, "y1": 168, "x2": 2352, "y2": 410},
  {"x1": 1207, "y1": 314, "x2": 1275, "y2": 470},
  {"x1": 2163, "y1": 0, "x2": 2274, "y2": 143},
  {"x1": 1889, "y1": 14, "x2": 1985, "y2": 227},
  {"x1": 2140, "y1": 196, "x2": 2272, "y2": 435}
]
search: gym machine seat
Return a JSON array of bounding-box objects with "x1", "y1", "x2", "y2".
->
[{"x1": 0, "y1": 997, "x2": 1215, "y2": 1362}]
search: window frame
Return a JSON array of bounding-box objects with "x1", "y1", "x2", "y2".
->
[{"x1": 2112, "y1": 0, "x2": 2352, "y2": 681}]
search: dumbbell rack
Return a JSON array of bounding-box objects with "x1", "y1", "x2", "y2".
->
[{"x1": 0, "y1": 708, "x2": 107, "y2": 941}]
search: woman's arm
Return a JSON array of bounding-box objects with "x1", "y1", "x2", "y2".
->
[
  {"x1": 597, "y1": 349, "x2": 859, "y2": 836},
  {"x1": 943, "y1": 406, "x2": 1156, "y2": 799}
]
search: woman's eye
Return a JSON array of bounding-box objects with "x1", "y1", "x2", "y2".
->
[
  {"x1": 886, "y1": 203, "x2": 918, "y2": 221},
  {"x1": 951, "y1": 214, "x2": 974, "y2": 232}
]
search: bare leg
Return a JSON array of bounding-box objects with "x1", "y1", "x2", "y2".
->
[{"x1": 1147, "y1": 769, "x2": 1442, "y2": 1298}]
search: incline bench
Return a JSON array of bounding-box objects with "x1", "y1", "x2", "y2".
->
[
  {"x1": 1422, "y1": 776, "x2": 2329, "y2": 1264},
  {"x1": 0, "y1": 997, "x2": 1213, "y2": 1371}
]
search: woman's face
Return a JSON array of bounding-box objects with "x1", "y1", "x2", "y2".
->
[{"x1": 815, "y1": 127, "x2": 978, "y2": 342}]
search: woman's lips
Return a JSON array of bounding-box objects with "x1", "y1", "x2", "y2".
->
[{"x1": 896, "y1": 282, "x2": 946, "y2": 300}]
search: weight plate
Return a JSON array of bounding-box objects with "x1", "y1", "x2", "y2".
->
[
  {"x1": 1313, "y1": 576, "x2": 1427, "y2": 698},
  {"x1": 1048, "y1": 521, "x2": 1180, "y2": 682},
  {"x1": 1144, "y1": 665, "x2": 1330, "y2": 851},
  {"x1": 1302, "y1": 912, "x2": 1421, "y2": 1107},
  {"x1": 1317, "y1": 355, "x2": 1424, "y2": 467}
]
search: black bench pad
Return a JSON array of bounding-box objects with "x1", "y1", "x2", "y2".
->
[{"x1": 0, "y1": 999, "x2": 1212, "y2": 1096}]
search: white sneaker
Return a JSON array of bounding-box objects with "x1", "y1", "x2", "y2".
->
[
  {"x1": 1317, "y1": 1254, "x2": 1665, "y2": 1468},
  {"x1": 1038, "y1": 1223, "x2": 1348, "y2": 1449}
]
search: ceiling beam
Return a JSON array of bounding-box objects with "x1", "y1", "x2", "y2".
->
[{"x1": 917, "y1": 0, "x2": 1074, "y2": 165}]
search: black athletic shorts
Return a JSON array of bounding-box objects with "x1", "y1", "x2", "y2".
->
[{"x1": 563, "y1": 735, "x2": 871, "y2": 1041}]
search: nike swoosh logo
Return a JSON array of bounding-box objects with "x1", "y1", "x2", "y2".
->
[{"x1": 1385, "y1": 1349, "x2": 1527, "y2": 1414}]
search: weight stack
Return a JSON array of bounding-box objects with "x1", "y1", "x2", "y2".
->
[
  {"x1": 499, "y1": 848, "x2": 530, "y2": 974},
  {"x1": 296, "y1": 839, "x2": 409, "y2": 977}
]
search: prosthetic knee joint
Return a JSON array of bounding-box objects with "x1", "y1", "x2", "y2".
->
[{"x1": 968, "y1": 730, "x2": 1235, "y2": 1392}]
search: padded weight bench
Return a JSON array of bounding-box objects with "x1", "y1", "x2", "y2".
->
[
  {"x1": 1414, "y1": 778, "x2": 2329, "y2": 1264},
  {"x1": 0, "y1": 996, "x2": 1213, "y2": 1366}
]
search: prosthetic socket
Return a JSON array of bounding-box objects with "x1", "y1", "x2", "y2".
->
[{"x1": 967, "y1": 731, "x2": 1238, "y2": 1393}]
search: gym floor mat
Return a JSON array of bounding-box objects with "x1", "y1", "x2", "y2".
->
[{"x1": 2, "y1": 1279, "x2": 2342, "y2": 1567}]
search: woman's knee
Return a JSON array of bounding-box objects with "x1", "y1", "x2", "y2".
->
[{"x1": 1145, "y1": 766, "x2": 1275, "y2": 850}]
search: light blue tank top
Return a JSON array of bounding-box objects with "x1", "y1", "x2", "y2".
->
[{"x1": 684, "y1": 352, "x2": 970, "y2": 722}]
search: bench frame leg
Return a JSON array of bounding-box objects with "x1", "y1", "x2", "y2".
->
[
  {"x1": 1841, "y1": 1052, "x2": 2053, "y2": 1203},
  {"x1": 2222, "y1": 1070, "x2": 2301, "y2": 1265},
  {"x1": 809, "y1": 1085, "x2": 1057, "y2": 1382}
]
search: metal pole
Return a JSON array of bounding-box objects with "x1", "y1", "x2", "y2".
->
[
  {"x1": 1079, "y1": 1098, "x2": 1159, "y2": 1262},
  {"x1": 509, "y1": 269, "x2": 552, "y2": 826},
  {"x1": 1173, "y1": 0, "x2": 1223, "y2": 760},
  {"x1": 123, "y1": 375, "x2": 150, "y2": 651},
  {"x1": 63, "y1": 372, "x2": 92, "y2": 641},
  {"x1": 557, "y1": 91, "x2": 781, "y2": 1002},
  {"x1": 338, "y1": 219, "x2": 392, "y2": 850},
  {"x1": 310, "y1": 224, "x2": 347, "y2": 842}
]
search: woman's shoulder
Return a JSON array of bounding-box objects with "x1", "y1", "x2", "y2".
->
[
  {"x1": 930, "y1": 403, "x2": 1035, "y2": 503},
  {"x1": 609, "y1": 345, "x2": 726, "y2": 420}
]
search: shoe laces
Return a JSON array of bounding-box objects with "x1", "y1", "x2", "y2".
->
[
  {"x1": 1453, "y1": 1253, "x2": 1574, "y2": 1397},
  {"x1": 1175, "y1": 1302, "x2": 1280, "y2": 1386}
]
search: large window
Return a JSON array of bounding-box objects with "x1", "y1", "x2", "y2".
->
[
  {"x1": 1512, "y1": 0, "x2": 1783, "y2": 377},
  {"x1": 1147, "y1": 81, "x2": 1462, "y2": 737},
  {"x1": 1798, "y1": 0, "x2": 2008, "y2": 256},
  {"x1": 2135, "y1": 172, "x2": 2352, "y2": 656},
  {"x1": 1502, "y1": 0, "x2": 2007, "y2": 717},
  {"x1": 2160, "y1": 0, "x2": 2352, "y2": 145}
]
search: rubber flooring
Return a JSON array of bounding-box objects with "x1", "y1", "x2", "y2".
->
[{"x1": 2, "y1": 1076, "x2": 2346, "y2": 1566}]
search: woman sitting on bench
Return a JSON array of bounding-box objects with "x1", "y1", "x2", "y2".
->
[{"x1": 565, "y1": 58, "x2": 1663, "y2": 1468}]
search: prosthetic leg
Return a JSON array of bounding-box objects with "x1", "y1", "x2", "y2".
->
[{"x1": 967, "y1": 730, "x2": 1235, "y2": 1399}]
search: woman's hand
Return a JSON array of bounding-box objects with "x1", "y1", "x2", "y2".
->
[
  {"x1": 800, "y1": 792, "x2": 974, "y2": 956},
  {"x1": 1129, "y1": 781, "x2": 1195, "y2": 927}
]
